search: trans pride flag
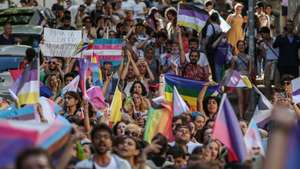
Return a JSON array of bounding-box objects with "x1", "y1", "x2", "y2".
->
[
  {"x1": 0, "y1": 115, "x2": 72, "y2": 168},
  {"x1": 83, "y1": 39, "x2": 123, "y2": 67}
]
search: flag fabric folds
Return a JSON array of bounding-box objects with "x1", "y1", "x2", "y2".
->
[
  {"x1": 79, "y1": 59, "x2": 89, "y2": 98},
  {"x1": 82, "y1": 39, "x2": 123, "y2": 67},
  {"x1": 9, "y1": 60, "x2": 39, "y2": 106},
  {"x1": 252, "y1": 86, "x2": 272, "y2": 128},
  {"x1": 0, "y1": 105, "x2": 36, "y2": 120},
  {"x1": 0, "y1": 115, "x2": 72, "y2": 168},
  {"x1": 292, "y1": 77, "x2": 300, "y2": 104},
  {"x1": 165, "y1": 74, "x2": 220, "y2": 111},
  {"x1": 61, "y1": 75, "x2": 80, "y2": 96},
  {"x1": 110, "y1": 86, "x2": 122, "y2": 125},
  {"x1": 87, "y1": 86, "x2": 106, "y2": 110},
  {"x1": 173, "y1": 86, "x2": 189, "y2": 116},
  {"x1": 212, "y1": 94, "x2": 247, "y2": 162},
  {"x1": 177, "y1": 3, "x2": 209, "y2": 32},
  {"x1": 38, "y1": 97, "x2": 61, "y2": 123},
  {"x1": 222, "y1": 70, "x2": 252, "y2": 88},
  {"x1": 144, "y1": 108, "x2": 173, "y2": 143},
  {"x1": 89, "y1": 62, "x2": 103, "y2": 87},
  {"x1": 244, "y1": 118, "x2": 265, "y2": 156}
]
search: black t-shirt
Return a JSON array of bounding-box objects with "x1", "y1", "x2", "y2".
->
[{"x1": 0, "y1": 34, "x2": 16, "y2": 45}]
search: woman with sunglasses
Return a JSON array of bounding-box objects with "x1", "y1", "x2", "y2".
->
[{"x1": 46, "y1": 73, "x2": 62, "y2": 99}]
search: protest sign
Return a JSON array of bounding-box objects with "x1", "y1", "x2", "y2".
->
[{"x1": 40, "y1": 28, "x2": 82, "y2": 57}]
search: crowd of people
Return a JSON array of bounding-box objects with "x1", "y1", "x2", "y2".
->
[{"x1": 1, "y1": 0, "x2": 300, "y2": 169}]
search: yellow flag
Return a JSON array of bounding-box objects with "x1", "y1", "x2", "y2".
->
[
  {"x1": 110, "y1": 87, "x2": 122, "y2": 124},
  {"x1": 241, "y1": 75, "x2": 253, "y2": 89}
]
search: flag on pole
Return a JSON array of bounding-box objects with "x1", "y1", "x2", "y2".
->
[
  {"x1": 173, "y1": 86, "x2": 189, "y2": 116},
  {"x1": 110, "y1": 85, "x2": 122, "y2": 125},
  {"x1": 61, "y1": 75, "x2": 80, "y2": 96},
  {"x1": 244, "y1": 118, "x2": 265, "y2": 156},
  {"x1": 212, "y1": 94, "x2": 247, "y2": 162},
  {"x1": 292, "y1": 77, "x2": 300, "y2": 104},
  {"x1": 82, "y1": 39, "x2": 123, "y2": 67},
  {"x1": 9, "y1": 59, "x2": 39, "y2": 106},
  {"x1": 222, "y1": 70, "x2": 252, "y2": 88},
  {"x1": 79, "y1": 59, "x2": 89, "y2": 98},
  {"x1": 177, "y1": 3, "x2": 209, "y2": 32},
  {"x1": 144, "y1": 107, "x2": 173, "y2": 143},
  {"x1": 252, "y1": 86, "x2": 272, "y2": 128}
]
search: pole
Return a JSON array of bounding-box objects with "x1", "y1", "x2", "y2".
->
[
  {"x1": 248, "y1": 0, "x2": 255, "y2": 61},
  {"x1": 248, "y1": 0, "x2": 256, "y2": 118}
]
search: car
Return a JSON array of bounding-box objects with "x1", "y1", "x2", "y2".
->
[
  {"x1": 0, "y1": 7, "x2": 55, "y2": 27},
  {"x1": 0, "y1": 7, "x2": 55, "y2": 46},
  {"x1": 0, "y1": 45, "x2": 31, "y2": 72}
]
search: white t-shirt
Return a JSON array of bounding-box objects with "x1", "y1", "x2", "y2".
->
[
  {"x1": 133, "y1": 2, "x2": 146, "y2": 20},
  {"x1": 185, "y1": 52, "x2": 209, "y2": 66},
  {"x1": 94, "y1": 157, "x2": 117, "y2": 169}
]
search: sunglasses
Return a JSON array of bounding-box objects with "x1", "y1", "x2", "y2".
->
[
  {"x1": 49, "y1": 61, "x2": 56, "y2": 64},
  {"x1": 283, "y1": 81, "x2": 291, "y2": 85}
]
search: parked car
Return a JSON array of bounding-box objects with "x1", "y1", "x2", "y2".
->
[
  {"x1": 0, "y1": 7, "x2": 55, "y2": 46},
  {"x1": 0, "y1": 45, "x2": 31, "y2": 72}
]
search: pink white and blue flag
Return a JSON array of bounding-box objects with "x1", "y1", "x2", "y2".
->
[
  {"x1": 212, "y1": 94, "x2": 247, "y2": 162},
  {"x1": 82, "y1": 39, "x2": 123, "y2": 67},
  {"x1": 0, "y1": 115, "x2": 71, "y2": 168}
]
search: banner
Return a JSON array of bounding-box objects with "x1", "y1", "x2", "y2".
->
[{"x1": 40, "y1": 28, "x2": 82, "y2": 57}]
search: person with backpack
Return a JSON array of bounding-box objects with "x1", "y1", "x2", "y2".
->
[{"x1": 202, "y1": 12, "x2": 222, "y2": 81}]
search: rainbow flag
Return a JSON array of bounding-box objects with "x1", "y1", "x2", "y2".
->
[
  {"x1": 164, "y1": 74, "x2": 221, "y2": 111},
  {"x1": 0, "y1": 115, "x2": 71, "y2": 168},
  {"x1": 144, "y1": 108, "x2": 173, "y2": 143},
  {"x1": 83, "y1": 39, "x2": 123, "y2": 67},
  {"x1": 9, "y1": 59, "x2": 39, "y2": 106}
]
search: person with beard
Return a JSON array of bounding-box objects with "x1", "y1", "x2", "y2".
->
[
  {"x1": 58, "y1": 15, "x2": 76, "y2": 30},
  {"x1": 169, "y1": 125, "x2": 202, "y2": 155},
  {"x1": 178, "y1": 27, "x2": 210, "y2": 81},
  {"x1": 75, "y1": 123, "x2": 131, "y2": 169}
]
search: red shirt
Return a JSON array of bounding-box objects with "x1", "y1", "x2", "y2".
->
[{"x1": 181, "y1": 63, "x2": 209, "y2": 81}]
